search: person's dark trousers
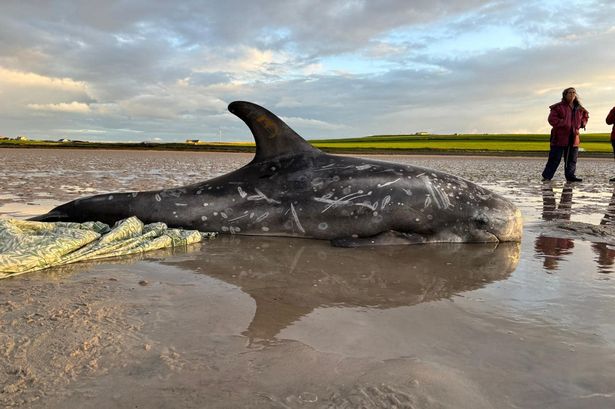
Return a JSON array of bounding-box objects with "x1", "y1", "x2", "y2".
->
[
  {"x1": 542, "y1": 145, "x2": 578, "y2": 180},
  {"x1": 611, "y1": 141, "x2": 615, "y2": 159}
]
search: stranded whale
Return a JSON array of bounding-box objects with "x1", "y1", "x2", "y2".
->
[{"x1": 32, "y1": 101, "x2": 522, "y2": 246}]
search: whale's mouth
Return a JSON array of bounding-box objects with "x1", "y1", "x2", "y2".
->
[{"x1": 488, "y1": 208, "x2": 523, "y2": 242}]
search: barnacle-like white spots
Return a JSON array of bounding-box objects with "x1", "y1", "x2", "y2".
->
[
  {"x1": 221, "y1": 226, "x2": 229, "y2": 232},
  {"x1": 229, "y1": 226, "x2": 241, "y2": 234},
  {"x1": 238, "y1": 186, "x2": 247, "y2": 198},
  {"x1": 131, "y1": 192, "x2": 138, "y2": 198},
  {"x1": 108, "y1": 195, "x2": 114, "y2": 200},
  {"x1": 318, "y1": 222, "x2": 328, "y2": 230},
  {"x1": 175, "y1": 203, "x2": 187, "y2": 207},
  {"x1": 372, "y1": 211, "x2": 379, "y2": 216},
  {"x1": 415, "y1": 218, "x2": 420, "y2": 222},
  {"x1": 221, "y1": 212, "x2": 228, "y2": 219},
  {"x1": 203, "y1": 202, "x2": 209, "y2": 206},
  {"x1": 427, "y1": 214, "x2": 433, "y2": 220},
  {"x1": 402, "y1": 188, "x2": 413, "y2": 196},
  {"x1": 196, "y1": 189, "x2": 203, "y2": 195},
  {"x1": 261, "y1": 226, "x2": 270, "y2": 232},
  {"x1": 352, "y1": 234, "x2": 358, "y2": 238},
  {"x1": 201, "y1": 216, "x2": 208, "y2": 221},
  {"x1": 155, "y1": 194, "x2": 161, "y2": 202},
  {"x1": 332, "y1": 175, "x2": 340, "y2": 182},
  {"x1": 342, "y1": 186, "x2": 352, "y2": 195},
  {"x1": 213, "y1": 212, "x2": 218, "y2": 216}
]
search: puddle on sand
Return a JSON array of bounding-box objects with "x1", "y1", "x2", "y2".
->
[{"x1": 2, "y1": 149, "x2": 615, "y2": 408}]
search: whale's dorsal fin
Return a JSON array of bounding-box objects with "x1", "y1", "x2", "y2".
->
[{"x1": 228, "y1": 101, "x2": 322, "y2": 163}]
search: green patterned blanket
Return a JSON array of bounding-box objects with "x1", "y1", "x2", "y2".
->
[{"x1": 0, "y1": 217, "x2": 215, "y2": 279}]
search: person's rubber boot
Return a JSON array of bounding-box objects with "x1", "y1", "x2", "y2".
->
[{"x1": 566, "y1": 176, "x2": 583, "y2": 182}]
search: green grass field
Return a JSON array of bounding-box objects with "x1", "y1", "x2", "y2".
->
[
  {"x1": 1, "y1": 133, "x2": 613, "y2": 155},
  {"x1": 310, "y1": 133, "x2": 614, "y2": 154}
]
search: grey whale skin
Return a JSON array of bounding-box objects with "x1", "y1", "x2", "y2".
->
[{"x1": 32, "y1": 101, "x2": 522, "y2": 246}]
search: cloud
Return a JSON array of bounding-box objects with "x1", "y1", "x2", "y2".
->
[
  {"x1": 0, "y1": 67, "x2": 87, "y2": 92},
  {"x1": 27, "y1": 101, "x2": 91, "y2": 113},
  {"x1": 1, "y1": 0, "x2": 615, "y2": 141}
]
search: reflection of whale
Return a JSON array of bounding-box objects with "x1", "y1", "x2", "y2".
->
[
  {"x1": 162, "y1": 236, "x2": 520, "y2": 340},
  {"x1": 593, "y1": 186, "x2": 615, "y2": 273},
  {"x1": 535, "y1": 183, "x2": 574, "y2": 270}
]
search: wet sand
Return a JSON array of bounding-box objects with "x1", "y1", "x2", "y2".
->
[{"x1": 2, "y1": 148, "x2": 615, "y2": 408}]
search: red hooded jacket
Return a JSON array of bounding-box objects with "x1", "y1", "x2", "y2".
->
[
  {"x1": 548, "y1": 101, "x2": 589, "y2": 147},
  {"x1": 606, "y1": 106, "x2": 615, "y2": 141}
]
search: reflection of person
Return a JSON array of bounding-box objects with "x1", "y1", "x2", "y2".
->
[
  {"x1": 534, "y1": 183, "x2": 574, "y2": 270},
  {"x1": 592, "y1": 186, "x2": 615, "y2": 273},
  {"x1": 606, "y1": 105, "x2": 615, "y2": 182},
  {"x1": 541, "y1": 88, "x2": 589, "y2": 182}
]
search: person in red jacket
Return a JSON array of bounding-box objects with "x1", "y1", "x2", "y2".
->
[
  {"x1": 606, "y1": 105, "x2": 615, "y2": 181},
  {"x1": 541, "y1": 87, "x2": 589, "y2": 182}
]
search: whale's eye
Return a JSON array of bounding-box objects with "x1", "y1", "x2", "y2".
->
[{"x1": 473, "y1": 214, "x2": 489, "y2": 227}]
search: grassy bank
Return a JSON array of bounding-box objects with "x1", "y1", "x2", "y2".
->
[{"x1": 1, "y1": 133, "x2": 613, "y2": 156}]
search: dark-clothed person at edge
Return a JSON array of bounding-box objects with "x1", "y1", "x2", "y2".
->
[
  {"x1": 606, "y1": 105, "x2": 615, "y2": 181},
  {"x1": 541, "y1": 87, "x2": 589, "y2": 182}
]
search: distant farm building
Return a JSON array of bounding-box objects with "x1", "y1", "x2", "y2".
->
[
  {"x1": 58, "y1": 138, "x2": 71, "y2": 142},
  {"x1": 14, "y1": 136, "x2": 28, "y2": 141},
  {"x1": 414, "y1": 131, "x2": 429, "y2": 136},
  {"x1": 185, "y1": 139, "x2": 201, "y2": 144}
]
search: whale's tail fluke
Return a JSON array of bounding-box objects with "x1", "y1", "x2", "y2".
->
[{"x1": 228, "y1": 101, "x2": 321, "y2": 163}]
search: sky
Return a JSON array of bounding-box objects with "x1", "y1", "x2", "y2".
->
[{"x1": 1, "y1": 0, "x2": 615, "y2": 142}]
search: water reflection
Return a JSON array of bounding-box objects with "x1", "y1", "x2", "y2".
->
[
  {"x1": 592, "y1": 186, "x2": 615, "y2": 273},
  {"x1": 534, "y1": 183, "x2": 574, "y2": 271},
  {"x1": 163, "y1": 236, "x2": 520, "y2": 341}
]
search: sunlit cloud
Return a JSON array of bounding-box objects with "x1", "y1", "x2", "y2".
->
[
  {"x1": 0, "y1": 66, "x2": 88, "y2": 92},
  {"x1": 27, "y1": 101, "x2": 91, "y2": 113}
]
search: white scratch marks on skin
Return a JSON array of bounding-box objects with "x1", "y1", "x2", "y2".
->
[
  {"x1": 357, "y1": 201, "x2": 378, "y2": 211},
  {"x1": 356, "y1": 164, "x2": 372, "y2": 170},
  {"x1": 424, "y1": 195, "x2": 432, "y2": 208},
  {"x1": 402, "y1": 188, "x2": 413, "y2": 196},
  {"x1": 255, "y1": 212, "x2": 269, "y2": 223},
  {"x1": 377, "y1": 178, "x2": 400, "y2": 188},
  {"x1": 290, "y1": 203, "x2": 305, "y2": 233},
  {"x1": 229, "y1": 214, "x2": 249, "y2": 222},
  {"x1": 314, "y1": 190, "x2": 373, "y2": 213},
  {"x1": 247, "y1": 188, "x2": 281, "y2": 204},
  {"x1": 381, "y1": 195, "x2": 391, "y2": 209},
  {"x1": 220, "y1": 212, "x2": 228, "y2": 219},
  {"x1": 421, "y1": 176, "x2": 451, "y2": 209},
  {"x1": 238, "y1": 187, "x2": 247, "y2": 198},
  {"x1": 155, "y1": 194, "x2": 161, "y2": 202},
  {"x1": 175, "y1": 203, "x2": 188, "y2": 207}
]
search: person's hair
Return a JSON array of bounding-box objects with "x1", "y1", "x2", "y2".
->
[{"x1": 561, "y1": 87, "x2": 584, "y2": 109}]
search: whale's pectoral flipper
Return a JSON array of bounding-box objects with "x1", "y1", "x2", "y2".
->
[
  {"x1": 331, "y1": 231, "x2": 428, "y2": 247},
  {"x1": 228, "y1": 101, "x2": 322, "y2": 163}
]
